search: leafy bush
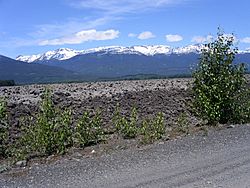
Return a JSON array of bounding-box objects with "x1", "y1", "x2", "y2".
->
[
  {"x1": 113, "y1": 107, "x2": 166, "y2": 142},
  {"x1": 0, "y1": 99, "x2": 7, "y2": 120},
  {"x1": 17, "y1": 89, "x2": 73, "y2": 158},
  {"x1": 0, "y1": 85, "x2": 172, "y2": 163},
  {"x1": 0, "y1": 98, "x2": 8, "y2": 157},
  {"x1": 1, "y1": 88, "x2": 169, "y2": 161},
  {"x1": 75, "y1": 111, "x2": 104, "y2": 147},
  {"x1": 113, "y1": 107, "x2": 139, "y2": 139},
  {"x1": 192, "y1": 30, "x2": 250, "y2": 124},
  {"x1": 175, "y1": 112, "x2": 190, "y2": 135},
  {"x1": 140, "y1": 112, "x2": 165, "y2": 143}
]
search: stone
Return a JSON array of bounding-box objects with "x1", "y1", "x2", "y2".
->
[
  {"x1": 228, "y1": 125, "x2": 235, "y2": 128},
  {"x1": 72, "y1": 152, "x2": 83, "y2": 158},
  {"x1": 0, "y1": 165, "x2": 8, "y2": 173},
  {"x1": 16, "y1": 160, "x2": 27, "y2": 167}
]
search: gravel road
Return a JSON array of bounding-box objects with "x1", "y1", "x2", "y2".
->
[{"x1": 1, "y1": 124, "x2": 250, "y2": 188}]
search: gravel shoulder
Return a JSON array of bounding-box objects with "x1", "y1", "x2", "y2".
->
[{"x1": 1, "y1": 124, "x2": 250, "y2": 188}]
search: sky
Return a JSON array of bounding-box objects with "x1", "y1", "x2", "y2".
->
[{"x1": 1, "y1": 0, "x2": 250, "y2": 58}]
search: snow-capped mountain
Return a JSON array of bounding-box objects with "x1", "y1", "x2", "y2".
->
[
  {"x1": 82, "y1": 45, "x2": 175, "y2": 56},
  {"x1": 16, "y1": 45, "x2": 204, "y2": 63},
  {"x1": 16, "y1": 48, "x2": 82, "y2": 63},
  {"x1": 173, "y1": 44, "x2": 204, "y2": 54},
  {"x1": 4, "y1": 44, "x2": 250, "y2": 84},
  {"x1": 239, "y1": 48, "x2": 250, "y2": 54}
]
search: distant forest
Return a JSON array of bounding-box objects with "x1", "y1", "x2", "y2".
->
[{"x1": 0, "y1": 80, "x2": 15, "y2": 87}]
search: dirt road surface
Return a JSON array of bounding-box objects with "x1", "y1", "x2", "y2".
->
[{"x1": 1, "y1": 124, "x2": 250, "y2": 188}]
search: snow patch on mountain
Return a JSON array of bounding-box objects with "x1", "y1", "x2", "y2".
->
[
  {"x1": 173, "y1": 44, "x2": 204, "y2": 54},
  {"x1": 81, "y1": 45, "x2": 173, "y2": 56},
  {"x1": 132, "y1": 45, "x2": 172, "y2": 55},
  {"x1": 16, "y1": 44, "x2": 208, "y2": 63},
  {"x1": 16, "y1": 54, "x2": 42, "y2": 63},
  {"x1": 38, "y1": 48, "x2": 80, "y2": 61},
  {"x1": 239, "y1": 48, "x2": 250, "y2": 54},
  {"x1": 17, "y1": 48, "x2": 82, "y2": 63}
]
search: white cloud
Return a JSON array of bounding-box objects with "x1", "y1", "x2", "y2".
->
[
  {"x1": 2, "y1": 0, "x2": 191, "y2": 48},
  {"x1": 30, "y1": 16, "x2": 116, "y2": 39},
  {"x1": 138, "y1": 31, "x2": 155, "y2": 40},
  {"x1": 191, "y1": 35, "x2": 213, "y2": 43},
  {"x1": 0, "y1": 16, "x2": 119, "y2": 48},
  {"x1": 69, "y1": 0, "x2": 186, "y2": 14},
  {"x1": 165, "y1": 34, "x2": 183, "y2": 42},
  {"x1": 241, "y1": 37, "x2": 250, "y2": 43},
  {"x1": 39, "y1": 29, "x2": 119, "y2": 46},
  {"x1": 128, "y1": 33, "x2": 137, "y2": 37}
]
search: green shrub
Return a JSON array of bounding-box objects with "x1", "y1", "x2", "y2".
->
[
  {"x1": 140, "y1": 112, "x2": 165, "y2": 143},
  {"x1": 175, "y1": 112, "x2": 190, "y2": 135},
  {"x1": 192, "y1": 30, "x2": 250, "y2": 124},
  {"x1": 74, "y1": 111, "x2": 104, "y2": 147},
  {"x1": 0, "y1": 98, "x2": 8, "y2": 157},
  {"x1": 113, "y1": 107, "x2": 139, "y2": 139},
  {"x1": 113, "y1": 107, "x2": 166, "y2": 141},
  {"x1": 0, "y1": 99, "x2": 7, "y2": 119},
  {"x1": 17, "y1": 89, "x2": 73, "y2": 158}
]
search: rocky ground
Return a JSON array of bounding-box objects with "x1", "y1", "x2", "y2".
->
[
  {"x1": 0, "y1": 78, "x2": 204, "y2": 173},
  {"x1": 1, "y1": 76, "x2": 249, "y2": 173},
  {"x1": 0, "y1": 78, "x2": 202, "y2": 141}
]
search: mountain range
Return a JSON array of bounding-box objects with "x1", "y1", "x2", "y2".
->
[
  {"x1": 1, "y1": 45, "x2": 250, "y2": 84},
  {"x1": 0, "y1": 55, "x2": 88, "y2": 84},
  {"x1": 16, "y1": 45, "x2": 205, "y2": 62}
]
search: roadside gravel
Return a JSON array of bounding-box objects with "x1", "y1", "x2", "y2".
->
[{"x1": 1, "y1": 124, "x2": 250, "y2": 188}]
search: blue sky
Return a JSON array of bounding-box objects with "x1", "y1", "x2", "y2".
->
[{"x1": 1, "y1": 0, "x2": 250, "y2": 58}]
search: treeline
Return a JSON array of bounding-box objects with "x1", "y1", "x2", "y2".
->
[
  {"x1": 98, "y1": 73, "x2": 192, "y2": 82},
  {"x1": 0, "y1": 80, "x2": 15, "y2": 87}
]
